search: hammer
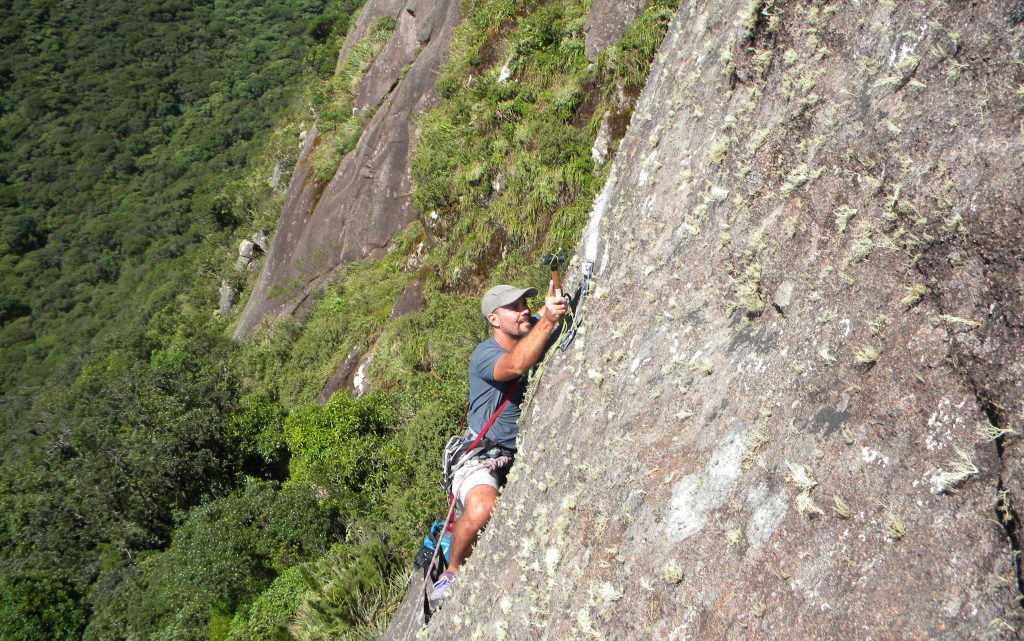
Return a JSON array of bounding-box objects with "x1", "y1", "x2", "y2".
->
[{"x1": 541, "y1": 253, "x2": 565, "y2": 298}]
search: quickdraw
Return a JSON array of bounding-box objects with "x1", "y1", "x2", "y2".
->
[{"x1": 559, "y1": 258, "x2": 593, "y2": 352}]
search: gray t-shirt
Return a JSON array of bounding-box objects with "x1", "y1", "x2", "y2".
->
[{"x1": 467, "y1": 336, "x2": 527, "y2": 451}]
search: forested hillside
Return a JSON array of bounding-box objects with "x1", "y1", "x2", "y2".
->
[
  {"x1": 0, "y1": 1, "x2": 678, "y2": 640},
  {"x1": 0, "y1": 1, "x2": 364, "y2": 638},
  {"x1": 7, "y1": 0, "x2": 1020, "y2": 640},
  {"x1": 0, "y1": 0, "x2": 363, "y2": 394}
]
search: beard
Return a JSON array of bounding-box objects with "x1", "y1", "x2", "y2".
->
[{"x1": 507, "y1": 316, "x2": 534, "y2": 338}]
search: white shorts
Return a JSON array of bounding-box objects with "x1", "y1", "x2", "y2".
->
[{"x1": 451, "y1": 460, "x2": 501, "y2": 507}]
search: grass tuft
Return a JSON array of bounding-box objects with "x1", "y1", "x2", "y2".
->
[
  {"x1": 786, "y1": 461, "x2": 817, "y2": 491},
  {"x1": 412, "y1": 1, "x2": 678, "y2": 283},
  {"x1": 930, "y1": 447, "x2": 980, "y2": 494},
  {"x1": 900, "y1": 283, "x2": 928, "y2": 306},
  {"x1": 740, "y1": 429, "x2": 769, "y2": 469},
  {"x1": 309, "y1": 16, "x2": 398, "y2": 182},
  {"x1": 796, "y1": 491, "x2": 825, "y2": 517},
  {"x1": 854, "y1": 344, "x2": 882, "y2": 365},
  {"x1": 832, "y1": 494, "x2": 853, "y2": 519},
  {"x1": 883, "y1": 511, "x2": 906, "y2": 540},
  {"x1": 976, "y1": 421, "x2": 1018, "y2": 441}
]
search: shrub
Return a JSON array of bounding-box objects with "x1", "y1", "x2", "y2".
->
[
  {"x1": 83, "y1": 481, "x2": 337, "y2": 641},
  {"x1": 227, "y1": 564, "x2": 312, "y2": 641},
  {"x1": 284, "y1": 391, "x2": 398, "y2": 506},
  {"x1": 290, "y1": 542, "x2": 401, "y2": 641},
  {"x1": 228, "y1": 390, "x2": 289, "y2": 473}
]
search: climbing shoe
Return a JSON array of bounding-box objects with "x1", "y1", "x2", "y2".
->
[{"x1": 429, "y1": 571, "x2": 455, "y2": 605}]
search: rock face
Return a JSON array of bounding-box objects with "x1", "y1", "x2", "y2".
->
[
  {"x1": 315, "y1": 273, "x2": 428, "y2": 403},
  {"x1": 218, "y1": 280, "x2": 239, "y2": 316},
  {"x1": 416, "y1": 1, "x2": 1024, "y2": 640},
  {"x1": 316, "y1": 346, "x2": 363, "y2": 404},
  {"x1": 235, "y1": 239, "x2": 258, "y2": 271},
  {"x1": 583, "y1": 0, "x2": 647, "y2": 61},
  {"x1": 388, "y1": 271, "x2": 427, "y2": 319},
  {"x1": 233, "y1": 0, "x2": 461, "y2": 338}
]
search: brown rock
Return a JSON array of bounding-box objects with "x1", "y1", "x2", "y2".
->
[
  {"x1": 381, "y1": 574, "x2": 428, "y2": 640},
  {"x1": 389, "y1": 272, "x2": 427, "y2": 319},
  {"x1": 217, "y1": 280, "x2": 238, "y2": 316},
  {"x1": 233, "y1": 0, "x2": 461, "y2": 339},
  {"x1": 583, "y1": 0, "x2": 647, "y2": 61},
  {"x1": 316, "y1": 346, "x2": 363, "y2": 404},
  {"x1": 417, "y1": 2, "x2": 1024, "y2": 640}
]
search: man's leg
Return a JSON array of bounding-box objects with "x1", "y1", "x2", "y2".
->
[{"x1": 446, "y1": 484, "x2": 497, "y2": 572}]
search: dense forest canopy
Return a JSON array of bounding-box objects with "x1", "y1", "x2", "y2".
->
[
  {"x1": 0, "y1": 0, "x2": 675, "y2": 639},
  {"x1": 0, "y1": 0, "x2": 346, "y2": 394},
  {"x1": 0, "y1": 1, "x2": 362, "y2": 639}
]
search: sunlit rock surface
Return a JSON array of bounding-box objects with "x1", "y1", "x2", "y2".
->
[{"x1": 413, "y1": 1, "x2": 1024, "y2": 639}]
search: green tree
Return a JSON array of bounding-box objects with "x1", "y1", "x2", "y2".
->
[
  {"x1": 84, "y1": 481, "x2": 338, "y2": 641},
  {"x1": 284, "y1": 391, "x2": 399, "y2": 509}
]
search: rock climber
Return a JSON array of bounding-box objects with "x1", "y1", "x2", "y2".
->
[{"x1": 430, "y1": 282, "x2": 567, "y2": 603}]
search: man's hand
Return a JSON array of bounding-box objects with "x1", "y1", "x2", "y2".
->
[
  {"x1": 542, "y1": 279, "x2": 567, "y2": 323},
  {"x1": 491, "y1": 281, "x2": 567, "y2": 381}
]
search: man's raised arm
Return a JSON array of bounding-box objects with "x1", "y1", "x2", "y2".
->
[{"x1": 492, "y1": 283, "x2": 566, "y2": 381}]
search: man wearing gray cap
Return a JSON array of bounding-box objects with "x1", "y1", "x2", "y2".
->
[{"x1": 430, "y1": 281, "x2": 567, "y2": 603}]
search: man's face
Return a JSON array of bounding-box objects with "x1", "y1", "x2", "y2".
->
[{"x1": 489, "y1": 296, "x2": 533, "y2": 338}]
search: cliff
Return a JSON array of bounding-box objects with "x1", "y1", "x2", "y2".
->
[
  {"x1": 408, "y1": 0, "x2": 1024, "y2": 639},
  {"x1": 225, "y1": 0, "x2": 1024, "y2": 637},
  {"x1": 233, "y1": 0, "x2": 461, "y2": 338}
]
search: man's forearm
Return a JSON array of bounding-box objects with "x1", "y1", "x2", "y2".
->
[{"x1": 501, "y1": 315, "x2": 558, "y2": 377}]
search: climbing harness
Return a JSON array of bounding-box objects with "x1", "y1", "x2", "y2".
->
[{"x1": 439, "y1": 380, "x2": 518, "y2": 497}]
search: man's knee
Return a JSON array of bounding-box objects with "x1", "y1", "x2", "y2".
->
[
  {"x1": 463, "y1": 486, "x2": 497, "y2": 525},
  {"x1": 469, "y1": 495, "x2": 496, "y2": 520}
]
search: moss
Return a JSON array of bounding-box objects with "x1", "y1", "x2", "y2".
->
[
  {"x1": 853, "y1": 344, "x2": 881, "y2": 365},
  {"x1": 796, "y1": 491, "x2": 824, "y2": 517},
  {"x1": 663, "y1": 559, "x2": 685, "y2": 584},
  {"x1": 832, "y1": 494, "x2": 853, "y2": 519},
  {"x1": 931, "y1": 447, "x2": 980, "y2": 494},
  {"x1": 834, "y1": 205, "x2": 857, "y2": 233},
  {"x1": 751, "y1": 48, "x2": 773, "y2": 75},
  {"x1": 741, "y1": 0, "x2": 775, "y2": 41},
  {"x1": 883, "y1": 511, "x2": 906, "y2": 540},
  {"x1": 931, "y1": 314, "x2": 981, "y2": 328},
  {"x1": 848, "y1": 220, "x2": 876, "y2": 262},
  {"x1": 786, "y1": 461, "x2": 817, "y2": 491},
  {"x1": 730, "y1": 260, "x2": 766, "y2": 316},
  {"x1": 781, "y1": 163, "x2": 811, "y2": 195},
  {"x1": 868, "y1": 314, "x2": 888, "y2": 336},
  {"x1": 708, "y1": 138, "x2": 730, "y2": 164},
  {"x1": 412, "y1": 0, "x2": 677, "y2": 284},
  {"x1": 740, "y1": 429, "x2": 769, "y2": 469}
]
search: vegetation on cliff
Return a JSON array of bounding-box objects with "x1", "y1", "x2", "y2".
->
[{"x1": 0, "y1": 0, "x2": 676, "y2": 639}]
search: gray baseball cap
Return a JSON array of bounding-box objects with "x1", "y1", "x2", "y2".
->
[{"x1": 480, "y1": 285, "x2": 538, "y2": 317}]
